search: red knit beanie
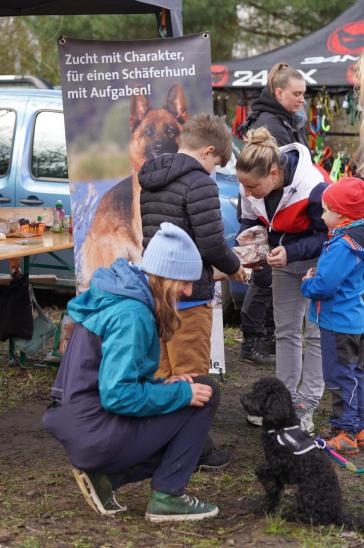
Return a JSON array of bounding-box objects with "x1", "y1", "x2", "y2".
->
[{"x1": 322, "y1": 177, "x2": 364, "y2": 220}]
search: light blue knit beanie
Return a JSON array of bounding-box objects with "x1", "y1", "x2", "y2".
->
[{"x1": 141, "y1": 222, "x2": 202, "y2": 281}]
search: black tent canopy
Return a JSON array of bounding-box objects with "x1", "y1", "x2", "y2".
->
[
  {"x1": 212, "y1": 0, "x2": 364, "y2": 89},
  {"x1": 0, "y1": 0, "x2": 183, "y2": 37}
]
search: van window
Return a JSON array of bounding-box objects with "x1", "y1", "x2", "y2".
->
[
  {"x1": 0, "y1": 109, "x2": 16, "y2": 177},
  {"x1": 32, "y1": 111, "x2": 68, "y2": 180}
]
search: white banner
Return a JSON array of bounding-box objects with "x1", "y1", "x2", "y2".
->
[{"x1": 209, "y1": 282, "x2": 225, "y2": 374}]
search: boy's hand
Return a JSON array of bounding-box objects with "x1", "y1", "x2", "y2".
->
[
  {"x1": 229, "y1": 265, "x2": 249, "y2": 283},
  {"x1": 164, "y1": 374, "x2": 197, "y2": 384},
  {"x1": 267, "y1": 246, "x2": 287, "y2": 268},
  {"x1": 302, "y1": 267, "x2": 316, "y2": 281},
  {"x1": 189, "y1": 383, "x2": 212, "y2": 407}
]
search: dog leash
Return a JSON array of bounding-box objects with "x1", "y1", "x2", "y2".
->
[{"x1": 315, "y1": 437, "x2": 364, "y2": 474}]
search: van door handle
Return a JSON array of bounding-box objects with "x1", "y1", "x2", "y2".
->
[
  {"x1": 19, "y1": 196, "x2": 44, "y2": 205},
  {"x1": 0, "y1": 195, "x2": 11, "y2": 203}
]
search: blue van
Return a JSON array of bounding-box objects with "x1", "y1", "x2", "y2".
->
[
  {"x1": 0, "y1": 84, "x2": 74, "y2": 282},
  {"x1": 0, "y1": 86, "x2": 69, "y2": 210},
  {"x1": 0, "y1": 79, "x2": 245, "y2": 313}
]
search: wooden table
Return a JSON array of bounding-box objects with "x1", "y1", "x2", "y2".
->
[
  {"x1": 0, "y1": 231, "x2": 74, "y2": 278},
  {"x1": 0, "y1": 207, "x2": 73, "y2": 274},
  {"x1": 0, "y1": 231, "x2": 74, "y2": 262}
]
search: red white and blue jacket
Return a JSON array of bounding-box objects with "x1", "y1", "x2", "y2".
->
[{"x1": 239, "y1": 143, "x2": 328, "y2": 263}]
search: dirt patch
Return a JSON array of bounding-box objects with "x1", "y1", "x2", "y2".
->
[{"x1": 1, "y1": 335, "x2": 364, "y2": 547}]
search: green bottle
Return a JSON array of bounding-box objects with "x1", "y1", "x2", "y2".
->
[{"x1": 53, "y1": 200, "x2": 65, "y2": 232}]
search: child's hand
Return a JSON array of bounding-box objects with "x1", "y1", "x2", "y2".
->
[
  {"x1": 302, "y1": 267, "x2": 316, "y2": 281},
  {"x1": 229, "y1": 265, "x2": 249, "y2": 283},
  {"x1": 267, "y1": 246, "x2": 287, "y2": 267}
]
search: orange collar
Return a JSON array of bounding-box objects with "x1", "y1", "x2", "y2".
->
[
  {"x1": 329, "y1": 219, "x2": 356, "y2": 239},
  {"x1": 329, "y1": 218, "x2": 364, "y2": 238}
]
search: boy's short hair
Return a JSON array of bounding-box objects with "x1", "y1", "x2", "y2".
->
[{"x1": 180, "y1": 113, "x2": 232, "y2": 167}]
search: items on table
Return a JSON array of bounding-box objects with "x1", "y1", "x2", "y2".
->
[
  {"x1": 52, "y1": 200, "x2": 65, "y2": 233},
  {"x1": 0, "y1": 217, "x2": 46, "y2": 237}
]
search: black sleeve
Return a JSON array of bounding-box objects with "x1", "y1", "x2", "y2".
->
[
  {"x1": 252, "y1": 114, "x2": 291, "y2": 147},
  {"x1": 237, "y1": 192, "x2": 242, "y2": 222},
  {"x1": 186, "y1": 174, "x2": 240, "y2": 275}
]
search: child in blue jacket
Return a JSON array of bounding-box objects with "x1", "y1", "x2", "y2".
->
[{"x1": 302, "y1": 177, "x2": 364, "y2": 454}]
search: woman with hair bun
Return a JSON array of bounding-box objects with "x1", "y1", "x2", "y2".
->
[
  {"x1": 236, "y1": 127, "x2": 328, "y2": 433},
  {"x1": 238, "y1": 63, "x2": 309, "y2": 371}
]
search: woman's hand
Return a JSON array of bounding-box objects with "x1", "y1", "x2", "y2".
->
[
  {"x1": 164, "y1": 374, "x2": 197, "y2": 384},
  {"x1": 189, "y1": 383, "x2": 212, "y2": 407},
  {"x1": 267, "y1": 246, "x2": 287, "y2": 268}
]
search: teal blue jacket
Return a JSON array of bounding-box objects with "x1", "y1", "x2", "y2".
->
[{"x1": 67, "y1": 258, "x2": 192, "y2": 416}]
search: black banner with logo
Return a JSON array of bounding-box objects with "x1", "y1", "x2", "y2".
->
[{"x1": 212, "y1": 0, "x2": 364, "y2": 88}]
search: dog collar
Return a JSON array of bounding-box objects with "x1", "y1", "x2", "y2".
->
[{"x1": 268, "y1": 425, "x2": 317, "y2": 455}]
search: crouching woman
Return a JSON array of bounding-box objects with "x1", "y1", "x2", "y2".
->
[{"x1": 43, "y1": 223, "x2": 219, "y2": 523}]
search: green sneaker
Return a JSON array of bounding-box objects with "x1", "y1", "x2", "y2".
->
[
  {"x1": 145, "y1": 490, "x2": 219, "y2": 522},
  {"x1": 72, "y1": 467, "x2": 126, "y2": 515}
]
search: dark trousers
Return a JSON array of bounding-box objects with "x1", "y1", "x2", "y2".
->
[
  {"x1": 240, "y1": 264, "x2": 274, "y2": 337},
  {"x1": 321, "y1": 328, "x2": 364, "y2": 433},
  {"x1": 100, "y1": 376, "x2": 219, "y2": 496}
]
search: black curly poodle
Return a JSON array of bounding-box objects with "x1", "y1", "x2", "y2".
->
[{"x1": 241, "y1": 376, "x2": 345, "y2": 526}]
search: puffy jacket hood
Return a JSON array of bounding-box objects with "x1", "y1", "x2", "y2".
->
[
  {"x1": 339, "y1": 223, "x2": 364, "y2": 261},
  {"x1": 279, "y1": 143, "x2": 316, "y2": 193},
  {"x1": 138, "y1": 152, "x2": 208, "y2": 191},
  {"x1": 68, "y1": 258, "x2": 154, "y2": 328},
  {"x1": 282, "y1": 150, "x2": 299, "y2": 187},
  {"x1": 252, "y1": 87, "x2": 301, "y2": 128}
]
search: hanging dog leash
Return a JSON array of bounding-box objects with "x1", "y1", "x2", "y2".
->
[{"x1": 315, "y1": 437, "x2": 364, "y2": 474}]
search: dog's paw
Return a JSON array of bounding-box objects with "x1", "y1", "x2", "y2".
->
[
  {"x1": 281, "y1": 510, "x2": 302, "y2": 523},
  {"x1": 262, "y1": 498, "x2": 281, "y2": 515}
]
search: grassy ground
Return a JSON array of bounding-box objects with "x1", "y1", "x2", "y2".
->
[{"x1": 1, "y1": 311, "x2": 364, "y2": 547}]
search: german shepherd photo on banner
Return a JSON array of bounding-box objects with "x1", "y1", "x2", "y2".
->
[{"x1": 79, "y1": 83, "x2": 188, "y2": 289}]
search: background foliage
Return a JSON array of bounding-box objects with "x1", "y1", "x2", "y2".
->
[{"x1": 0, "y1": 0, "x2": 357, "y2": 85}]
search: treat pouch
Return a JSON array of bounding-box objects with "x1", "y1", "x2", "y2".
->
[{"x1": 234, "y1": 226, "x2": 269, "y2": 268}]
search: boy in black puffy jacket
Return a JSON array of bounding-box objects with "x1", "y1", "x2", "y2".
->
[{"x1": 139, "y1": 113, "x2": 246, "y2": 469}]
